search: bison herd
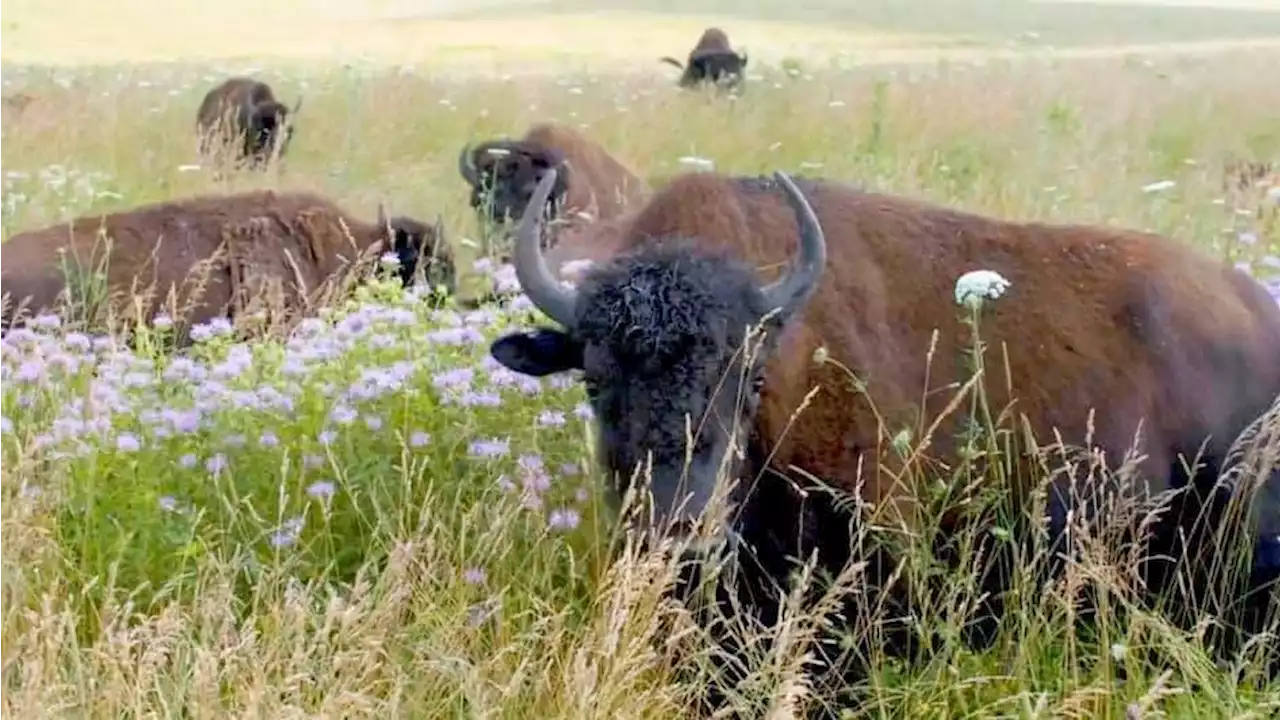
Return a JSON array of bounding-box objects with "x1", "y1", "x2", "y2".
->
[{"x1": 2, "y1": 24, "x2": 1278, "y2": 713}]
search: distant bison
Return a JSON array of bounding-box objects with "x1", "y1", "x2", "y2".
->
[
  {"x1": 1, "y1": 190, "x2": 452, "y2": 336},
  {"x1": 660, "y1": 27, "x2": 748, "y2": 91},
  {"x1": 195, "y1": 77, "x2": 302, "y2": 170},
  {"x1": 492, "y1": 169, "x2": 1280, "y2": 704},
  {"x1": 2, "y1": 92, "x2": 35, "y2": 117},
  {"x1": 457, "y1": 122, "x2": 649, "y2": 244}
]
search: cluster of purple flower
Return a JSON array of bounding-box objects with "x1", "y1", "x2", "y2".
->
[{"x1": 1, "y1": 266, "x2": 598, "y2": 558}]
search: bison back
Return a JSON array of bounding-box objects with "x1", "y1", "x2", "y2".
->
[{"x1": 616, "y1": 172, "x2": 1280, "y2": 526}]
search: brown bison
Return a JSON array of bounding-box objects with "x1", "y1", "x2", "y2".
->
[
  {"x1": 457, "y1": 122, "x2": 649, "y2": 239},
  {"x1": 660, "y1": 27, "x2": 749, "y2": 91},
  {"x1": 491, "y1": 169, "x2": 1280, "y2": 706},
  {"x1": 195, "y1": 77, "x2": 302, "y2": 170},
  {"x1": 1, "y1": 190, "x2": 453, "y2": 335}
]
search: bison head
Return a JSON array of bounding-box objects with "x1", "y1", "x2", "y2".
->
[
  {"x1": 489, "y1": 169, "x2": 827, "y2": 547},
  {"x1": 376, "y1": 206, "x2": 456, "y2": 295},
  {"x1": 242, "y1": 98, "x2": 299, "y2": 167},
  {"x1": 458, "y1": 141, "x2": 569, "y2": 226}
]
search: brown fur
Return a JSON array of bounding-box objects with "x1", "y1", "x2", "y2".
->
[
  {"x1": 1, "y1": 190, "x2": 445, "y2": 335},
  {"x1": 596, "y1": 172, "x2": 1280, "y2": 533},
  {"x1": 459, "y1": 122, "x2": 649, "y2": 240}
]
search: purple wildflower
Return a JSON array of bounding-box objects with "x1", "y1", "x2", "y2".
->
[
  {"x1": 179, "y1": 453, "x2": 197, "y2": 469},
  {"x1": 270, "y1": 516, "x2": 305, "y2": 548},
  {"x1": 158, "y1": 496, "x2": 178, "y2": 512},
  {"x1": 206, "y1": 453, "x2": 228, "y2": 475},
  {"x1": 259, "y1": 431, "x2": 280, "y2": 448},
  {"x1": 31, "y1": 313, "x2": 61, "y2": 330},
  {"x1": 463, "y1": 567, "x2": 487, "y2": 585},
  {"x1": 116, "y1": 433, "x2": 141, "y2": 452},
  {"x1": 469, "y1": 437, "x2": 510, "y2": 459},
  {"x1": 548, "y1": 508, "x2": 582, "y2": 532},
  {"x1": 433, "y1": 367, "x2": 474, "y2": 391},
  {"x1": 329, "y1": 405, "x2": 357, "y2": 425},
  {"x1": 409, "y1": 431, "x2": 431, "y2": 448},
  {"x1": 318, "y1": 430, "x2": 337, "y2": 445},
  {"x1": 306, "y1": 481, "x2": 336, "y2": 500},
  {"x1": 363, "y1": 414, "x2": 384, "y2": 430},
  {"x1": 536, "y1": 410, "x2": 567, "y2": 427}
]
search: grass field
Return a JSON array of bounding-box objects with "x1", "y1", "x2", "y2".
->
[{"x1": 4, "y1": 0, "x2": 1280, "y2": 717}]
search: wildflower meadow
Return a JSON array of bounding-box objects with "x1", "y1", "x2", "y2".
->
[{"x1": 3, "y1": 2, "x2": 1280, "y2": 717}]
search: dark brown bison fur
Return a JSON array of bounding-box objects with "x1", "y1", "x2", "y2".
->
[
  {"x1": 457, "y1": 122, "x2": 649, "y2": 237},
  {"x1": 196, "y1": 77, "x2": 301, "y2": 170},
  {"x1": 660, "y1": 27, "x2": 748, "y2": 91},
  {"x1": 493, "y1": 170, "x2": 1280, "y2": 707},
  {"x1": 1, "y1": 190, "x2": 453, "y2": 338}
]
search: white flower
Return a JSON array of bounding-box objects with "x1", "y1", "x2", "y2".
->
[
  {"x1": 678, "y1": 156, "x2": 715, "y2": 172},
  {"x1": 954, "y1": 269, "x2": 1012, "y2": 307},
  {"x1": 1141, "y1": 180, "x2": 1176, "y2": 193}
]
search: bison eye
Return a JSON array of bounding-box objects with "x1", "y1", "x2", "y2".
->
[
  {"x1": 750, "y1": 376, "x2": 766, "y2": 394},
  {"x1": 583, "y1": 379, "x2": 602, "y2": 400}
]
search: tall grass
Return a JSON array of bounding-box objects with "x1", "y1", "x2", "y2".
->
[{"x1": 3, "y1": 45, "x2": 1280, "y2": 718}]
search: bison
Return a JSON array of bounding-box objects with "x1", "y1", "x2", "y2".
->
[
  {"x1": 195, "y1": 77, "x2": 302, "y2": 170},
  {"x1": 490, "y1": 168, "x2": 1280, "y2": 706},
  {"x1": 660, "y1": 27, "x2": 749, "y2": 91},
  {"x1": 2, "y1": 190, "x2": 453, "y2": 336},
  {"x1": 457, "y1": 122, "x2": 649, "y2": 244}
]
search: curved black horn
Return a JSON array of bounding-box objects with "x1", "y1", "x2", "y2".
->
[
  {"x1": 457, "y1": 143, "x2": 479, "y2": 186},
  {"x1": 513, "y1": 168, "x2": 577, "y2": 327},
  {"x1": 660, "y1": 56, "x2": 686, "y2": 70},
  {"x1": 761, "y1": 171, "x2": 826, "y2": 319}
]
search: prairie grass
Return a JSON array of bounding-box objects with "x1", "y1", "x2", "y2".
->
[{"x1": 3, "y1": 35, "x2": 1280, "y2": 719}]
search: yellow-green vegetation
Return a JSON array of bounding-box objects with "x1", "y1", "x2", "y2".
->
[{"x1": 3, "y1": 1, "x2": 1280, "y2": 716}]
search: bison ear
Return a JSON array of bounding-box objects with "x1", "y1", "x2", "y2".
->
[{"x1": 490, "y1": 328, "x2": 583, "y2": 376}]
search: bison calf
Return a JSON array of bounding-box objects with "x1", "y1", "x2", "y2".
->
[
  {"x1": 196, "y1": 77, "x2": 302, "y2": 170},
  {"x1": 457, "y1": 122, "x2": 649, "y2": 247},
  {"x1": 660, "y1": 27, "x2": 749, "y2": 91},
  {"x1": 2, "y1": 190, "x2": 453, "y2": 337},
  {"x1": 492, "y1": 168, "x2": 1280, "y2": 707}
]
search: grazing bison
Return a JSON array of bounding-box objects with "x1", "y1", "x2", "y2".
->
[
  {"x1": 1, "y1": 190, "x2": 453, "y2": 335},
  {"x1": 195, "y1": 77, "x2": 302, "y2": 170},
  {"x1": 492, "y1": 169, "x2": 1280, "y2": 705},
  {"x1": 457, "y1": 122, "x2": 649, "y2": 240},
  {"x1": 660, "y1": 27, "x2": 749, "y2": 91}
]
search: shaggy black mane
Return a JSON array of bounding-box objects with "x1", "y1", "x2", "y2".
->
[{"x1": 572, "y1": 239, "x2": 770, "y2": 362}]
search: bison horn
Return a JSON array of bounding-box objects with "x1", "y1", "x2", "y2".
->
[
  {"x1": 513, "y1": 168, "x2": 577, "y2": 327},
  {"x1": 760, "y1": 171, "x2": 826, "y2": 320},
  {"x1": 458, "y1": 143, "x2": 479, "y2": 186},
  {"x1": 660, "y1": 56, "x2": 685, "y2": 70}
]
